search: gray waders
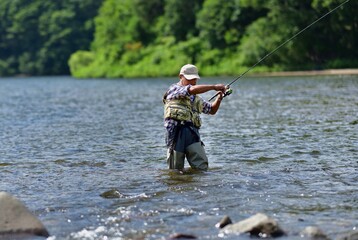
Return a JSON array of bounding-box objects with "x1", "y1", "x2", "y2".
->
[{"x1": 167, "y1": 123, "x2": 208, "y2": 170}]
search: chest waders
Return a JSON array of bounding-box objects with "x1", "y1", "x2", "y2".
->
[
  {"x1": 164, "y1": 95, "x2": 208, "y2": 171},
  {"x1": 167, "y1": 122, "x2": 208, "y2": 170}
]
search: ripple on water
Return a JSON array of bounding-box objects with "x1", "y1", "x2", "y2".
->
[{"x1": 1, "y1": 76, "x2": 357, "y2": 239}]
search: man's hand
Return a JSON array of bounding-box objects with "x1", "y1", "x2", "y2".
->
[{"x1": 214, "y1": 84, "x2": 227, "y2": 93}]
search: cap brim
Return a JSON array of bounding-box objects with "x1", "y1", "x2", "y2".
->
[{"x1": 183, "y1": 74, "x2": 200, "y2": 80}]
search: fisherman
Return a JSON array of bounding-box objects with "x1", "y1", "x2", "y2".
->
[{"x1": 163, "y1": 64, "x2": 227, "y2": 171}]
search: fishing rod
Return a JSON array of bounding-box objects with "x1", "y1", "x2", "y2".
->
[{"x1": 209, "y1": 0, "x2": 350, "y2": 101}]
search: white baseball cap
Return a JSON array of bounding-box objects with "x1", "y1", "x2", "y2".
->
[{"x1": 179, "y1": 64, "x2": 200, "y2": 80}]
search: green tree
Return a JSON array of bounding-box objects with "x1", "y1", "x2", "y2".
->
[
  {"x1": 238, "y1": 0, "x2": 357, "y2": 69},
  {"x1": 132, "y1": 0, "x2": 165, "y2": 44},
  {"x1": 197, "y1": 0, "x2": 240, "y2": 49},
  {"x1": 197, "y1": 0, "x2": 264, "y2": 49},
  {"x1": 311, "y1": 0, "x2": 358, "y2": 68},
  {"x1": 159, "y1": 0, "x2": 203, "y2": 42},
  {"x1": 0, "y1": 0, "x2": 102, "y2": 76},
  {"x1": 69, "y1": 0, "x2": 357, "y2": 78},
  {"x1": 0, "y1": 1, "x2": 45, "y2": 75}
]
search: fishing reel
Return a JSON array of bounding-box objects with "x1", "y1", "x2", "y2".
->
[
  {"x1": 223, "y1": 88, "x2": 233, "y2": 98},
  {"x1": 209, "y1": 87, "x2": 233, "y2": 101}
]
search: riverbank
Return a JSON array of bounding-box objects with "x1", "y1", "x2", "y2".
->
[
  {"x1": 250, "y1": 68, "x2": 358, "y2": 77},
  {"x1": 7, "y1": 68, "x2": 358, "y2": 79}
]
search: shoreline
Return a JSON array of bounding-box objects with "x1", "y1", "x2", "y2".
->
[
  {"x1": 6, "y1": 68, "x2": 358, "y2": 79},
  {"x1": 249, "y1": 68, "x2": 358, "y2": 77}
]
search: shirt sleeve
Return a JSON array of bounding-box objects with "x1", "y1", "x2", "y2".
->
[
  {"x1": 199, "y1": 96, "x2": 212, "y2": 114},
  {"x1": 165, "y1": 84, "x2": 190, "y2": 100}
]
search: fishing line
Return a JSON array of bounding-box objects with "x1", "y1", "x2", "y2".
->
[{"x1": 209, "y1": 0, "x2": 350, "y2": 101}]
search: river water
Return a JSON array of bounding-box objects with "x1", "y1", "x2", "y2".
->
[{"x1": 0, "y1": 76, "x2": 357, "y2": 240}]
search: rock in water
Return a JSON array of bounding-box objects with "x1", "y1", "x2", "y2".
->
[
  {"x1": 301, "y1": 226, "x2": 330, "y2": 239},
  {"x1": 169, "y1": 233, "x2": 197, "y2": 239},
  {"x1": 100, "y1": 189, "x2": 124, "y2": 199},
  {"x1": 215, "y1": 215, "x2": 233, "y2": 229},
  {"x1": 337, "y1": 230, "x2": 358, "y2": 240},
  {"x1": 0, "y1": 192, "x2": 49, "y2": 237},
  {"x1": 221, "y1": 213, "x2": 285, "y2": 238}
]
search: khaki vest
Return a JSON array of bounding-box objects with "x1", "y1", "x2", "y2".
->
[{"x1": 163, "y1": 94, "x2": 204, "y2": 128}]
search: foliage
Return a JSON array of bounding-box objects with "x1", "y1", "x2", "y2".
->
[
  {"x1": 0, "y1": 0, "x2": 102, "y2": 76},
  {"x1": 0, "y1": 0, "x2": 356, "y2": 77},
  {"x1": 197, "y1": 0, "x2": 262, "y2": 49},
  {"x1": 160, "y1": 0, "x2": 203, "y2": 41},
  {"x1": 238, "y1": 0, "x2": 358, "y2": 70},
  {"x1": 70, "y1": 0, "x2": 356, "y2": 78}
]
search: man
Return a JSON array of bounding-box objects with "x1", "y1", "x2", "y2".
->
[{"x1": 163, "y1": 64, "x2": 227, "y2": 171}]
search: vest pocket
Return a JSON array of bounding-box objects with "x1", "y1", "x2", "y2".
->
[{"x1": 166, "y1": 105, "x2": 191, "y2": 121}]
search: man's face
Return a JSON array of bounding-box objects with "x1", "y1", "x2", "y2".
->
[
  {"x1": 181, "y1": 75, "x2": 197, "y2": 86},
  {"x1": 188, "y1": 78, "x2": 197, "y2": 85}
]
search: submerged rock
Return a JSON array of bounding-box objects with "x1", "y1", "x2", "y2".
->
[
  {"x1": 100, "y1": 189, "x2": 149, "y2": 200},
  {"x1": 337, "y1": 230, "x2": 358, "y2": 240},
  {"x1": 168, "y1": 233, "x2": 197, "y2": 239},
  {"x1": 221, "y1": 213, "x2": 285, "y2": 238},
  {"x1": 300, "y1": 226, "x2": 330, "y2": 239},
  {"x1": 100, "y1": 189, "x2": 124, "y2": 199},
  {"x1": 0, "y1": 192, "x2": 49, "y2": 237}
]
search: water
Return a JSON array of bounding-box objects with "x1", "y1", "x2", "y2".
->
[{"x1": 0, "y1": 75, "x2": 357, "y2": 240}]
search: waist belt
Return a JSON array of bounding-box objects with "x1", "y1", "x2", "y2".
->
[{"x1": 177, "y1": 121, "x2": 200, "y2": 141}]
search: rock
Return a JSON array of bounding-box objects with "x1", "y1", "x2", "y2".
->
[
  {"x1": 221, "y1": 213, "x2": 285, "y2": 238},
  {"x1": 300, "y1": 226, "x2": 330, "y2": 239},
  {"x1": 168, "y1": 233, "x2": 197, "y2": 239},
  {"x1": 337, "y1": 230, "x2": 358, "y2": 240},
  {"x1": 0, "y1": 192, "x2": 49, "y2": 237},
  {"x1": 100, "y1": 189, "x2": 124, "y2": 199},
  {"x1": 215, "y1": 215, "x2": 232, "y2": 229}
]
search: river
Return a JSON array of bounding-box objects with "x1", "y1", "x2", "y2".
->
[{"x1": 0, "y1": 75, "x2": 357, "y2": 239}]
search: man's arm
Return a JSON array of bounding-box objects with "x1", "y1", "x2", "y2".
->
[
  {"x1": 188, "y1": 84, "x2": 226, "y2": 95},
  {"x1": 209, "y1": 93, "x2": 224, "y2": 115}
]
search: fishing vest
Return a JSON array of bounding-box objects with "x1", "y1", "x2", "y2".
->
[{"x1": 163, "y1": 94, "x2": 204, "y2": 128}]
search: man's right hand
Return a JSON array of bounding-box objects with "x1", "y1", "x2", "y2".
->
[{"x1": 214, "y1": 84, "x2": 227, "y2": 93}]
